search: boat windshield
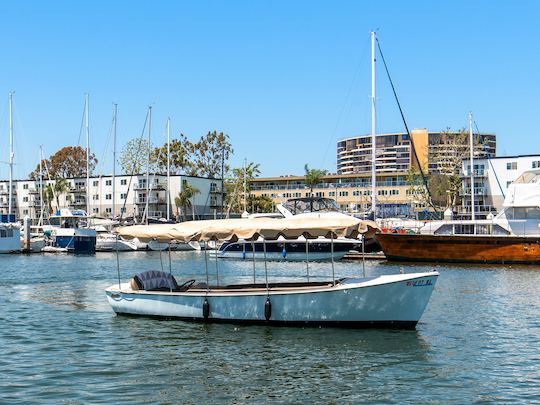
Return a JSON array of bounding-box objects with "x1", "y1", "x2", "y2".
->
[
  {"x1": 513, "y1": 171, "x2": 540, "y2": 184},
  {"x1": 282, "y1": 197, "x2": 340, "y2": 215}
]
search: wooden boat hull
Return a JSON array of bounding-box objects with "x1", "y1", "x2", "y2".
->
[
  {"x1": 375, "y1": 233, "x2": 540, "y2": 264},
  {"x1": 105, "y1": 272, "x2": 438, "y2": 329}
]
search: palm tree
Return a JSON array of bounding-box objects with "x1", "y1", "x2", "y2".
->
[
  {"x1": 44, "y1": 184, "x2": 54, "y2": 214},
  {"x1": 304, "y1": 164, "x2": 327, "y2": 195},
  {"x1": 53, "y1": 178, "x2": 69, "y2": 209},
  {"x1": 174, "y1": 183, "x2": 200, "y2": 221}
]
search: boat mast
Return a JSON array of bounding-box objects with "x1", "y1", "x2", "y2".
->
[
  {"x1": 469, "y1": 111, "x2": 475, "y2": 221},
  {"x1": 166, "y1": 117, "x2": 170, "y2": 222},
  {"x1": 145, "y1": 106, "x2": 152, "y2": 225},
  {"x1": 112, "y1": 104, "x2": 118, "y2": 219},
  {"x1": 85, "y1": 93, "x2": 90, "y2": 216},
  {"x1": 8, "y1": 92, "x2": 14, "y2": 215},
  {"x1": 39, "y1": 146, "x2": 44, "y2": 226},
  {"x1": 371, "y1": 31, "x2": 377, "y2": 218},
  {"x1": 243, "y1": 158, "x2": 247, "y2": 213}
]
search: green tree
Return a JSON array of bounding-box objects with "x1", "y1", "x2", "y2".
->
[
  {"x1": 190, "y1": 131, "x2": 233, "y2": 178},
  {"x1": 248, "y1": 195, "x2": 274, "y2": 213},
  {"x1": 225, "y1": 161, "x2": 261, "y2": 214},
  {"x1": 119, "y1": 138, "x2": 156, "y2": 175},
  {"x1": 154, "y1": 133, "x2": 194, "y2": 175},
  {"x1": 174, "y1": 183, "x2": 200, "y2": 221},
  {"x1": 29, "y1": 146, "x2": 97, "y2": 179},
  {"x1": 304, "y1": 164, "x2": 327, "y2": 193}
]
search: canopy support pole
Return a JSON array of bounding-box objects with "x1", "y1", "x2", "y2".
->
[
  {"x1": 116, "y1": 234, "x2": 121, "y2": 289},
  {"x1": 168, "y1": 242, "x2": 172, "y2": 292},
  {"x1": 331, "y1": 233, "x2": 335, "y2": 286},
  {"x1": 263, "y1": 238, "x2": 269, "y2": 295},
  {"x1": 251, "y1": 240, "x2": 256, "y2": 284},
  {"x1": 204, "y1": 243, "x2": 209, "y2": 290},
  {"x1": 305, "y1": 239, "x2": 310, "y2": 282},
  {"x1": 361, "y1": 234, "x2": 366, "y2": 278},
  {"x1": 214, "y1": 238, "x2": 219, "y2": 286},
  {"x1": 158, "y1": 241, "x2": 164, "y2": 273}
]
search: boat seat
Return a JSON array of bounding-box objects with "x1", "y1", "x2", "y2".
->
[{"x1": 219, "y1": 278, "x2": 345, "y2": 290}]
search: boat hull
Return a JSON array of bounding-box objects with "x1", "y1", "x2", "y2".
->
[
  {"x1": 106, "y1": 272, "x2": 438, "y2": 329},
  {"x1": 376, "y1": 233, "x2": 540, "y2": 264}
]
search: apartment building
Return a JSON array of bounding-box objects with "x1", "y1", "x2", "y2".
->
[
  {"x1": 337, "y1": 129, "x2": 496, "y2": 175},
  {"x1": 460, "y1": 154, "x2": 540, "y2": 217},
  {"x1": 0, "y1": 174, "x2": 223, "y2": 221}
]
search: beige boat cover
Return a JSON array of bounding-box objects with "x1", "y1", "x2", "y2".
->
[{"x1": 118, "y1": 216, "x2": 378, "y2": 243}]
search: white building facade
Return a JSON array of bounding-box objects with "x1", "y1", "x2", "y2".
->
[
  {"x1": 0, "y1": 174, "x2": 223, "y2": 222},
  {"x1": 461, "y1": 154, "x2": 540, "y2": 216}
]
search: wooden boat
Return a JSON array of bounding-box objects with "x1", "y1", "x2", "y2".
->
[
  {"x1": 376, "y1": 169, "x2": 540, "y2": 264},
  {"x1": 105, "y1": 216, "x2": 439, "y2": 329},
  {"x1": 375, "y1": 233, "x2": 540, "y2": 264}
]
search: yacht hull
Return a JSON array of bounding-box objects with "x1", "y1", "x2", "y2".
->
[
  {"x1": 376, "y1": 233, "x2": 540, "y2": 264},
  {"x1": 106, "y1": 272, "x2": 438, "y2": 329}
]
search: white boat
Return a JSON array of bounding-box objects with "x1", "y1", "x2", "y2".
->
[
  {"x1": 147, "y1": 240, "x2": 201, "y2": 251},
  {"x1": 106, "y1": 216, "x2": 438, "y2": 328},
  {"x1": 0, "y1": 217, "x2": 21, "y2": 253},
  {"x1": 95, "y1": 228, "x2": 138, "y2": 251},
  {"x1": 42, "y1": 208, "x2": 96, "y2": 253},
  {"x1": 0, "y1": 93, "x2": 21, "y2": 253},
  {"x1": 213, "y1": 236, "x2": 359, "y2": 261},
  {"x1": 418, "y1": 169, "x2": 540, "y2": 237},
  {"x1": 215, "y1": 197, "x2": 379, "y2": 260}
]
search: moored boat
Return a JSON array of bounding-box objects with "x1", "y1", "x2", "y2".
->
[
  {"x1": 376, "y1": 169, "x2": 540, "y2": 264},
  {"x1": 105, "y1": 216, "x2": 438, "y2": 329}
]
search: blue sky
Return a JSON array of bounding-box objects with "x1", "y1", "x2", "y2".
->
[{"x1": 0, "y1": 1, "x2": 539, "y2": 179}]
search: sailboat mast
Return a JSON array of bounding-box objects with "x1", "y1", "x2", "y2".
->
[
  {"x1": 85, "y1": 94, "x2": 90, "y2": 216},
  {"x1": 145, "y1": 106, "x2": 152, "y2": 225},
  {"x1": 39, "y1": 146, "x2": 44, "y2": 226},
  {"x1": 469, "y1": 111, "x2": 475, "y2": 221},
  {"x1": 8, "y1": 92, "x2": 14, "y2": 215},
  {"x1": 166, "y1": 117, "x2": 170, "y2": 222},
  {"x1": 243, "y1": 158, "x2": 247, "y2": 213},
  {"x1": 112, "y1": 104, "x2": 118, "y2": 219},
  {"x1": 371, "y1": 31, "x2": 377, "y2": 218}
]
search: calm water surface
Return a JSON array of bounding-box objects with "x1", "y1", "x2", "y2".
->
[{"x1": 1, "y1": 252, "x2": 540, "y2": 404}]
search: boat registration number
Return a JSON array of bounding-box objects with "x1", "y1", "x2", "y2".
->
[{"x1": 406, "y1": 279, "x2": 433, "y2": 287}]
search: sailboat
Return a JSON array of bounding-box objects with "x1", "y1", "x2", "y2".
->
[{"x1": 0, "y1": 92, "x2": 22, "y2": 253}]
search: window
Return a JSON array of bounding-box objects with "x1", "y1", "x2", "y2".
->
[
  {"x1": 23, "y1": 184, "x2": 28, "y2": 190},
  {"x1": 507, "y1": 162, "x2": 517, "y2": 170},
  {"x1": 23, "y1": 197, "x2": 29, "y2": 202},
  {"x1": 106, "y1": 180, "x2": 112, "y2": 186},
  {"x1": 23, "y1": 209, "x2": 28, "y2": 215},
  {"x1": 120, "y1": 193, "x2": 127, "y2": 199},
  {"x1": 533, "y1": 161, "x2": 540, "y2": 169},
  {"x1": 506, "y1": 181, "x2": 513, "y2": 188},
  {"x1": 93, "y1": 180, "x2": 99, "y2": 186},
  {"x1": 105, "y1": 194, "x2": 112, "y2": 200},
  {"x1": 93, "y1": 194, "x2": 99, "y2": 201},
  {"x1": 120, "y1": 179, "x2": 127, "y2": 186},
  {"x1": 120, "y1": 207, "x2": 126, "y2": 213},
  {"x1": 92, "y1": 208, "x2": 99, "y2": 213},
  {"x1": 105, "y1": 208, "x2": 112, "y2": 214}
]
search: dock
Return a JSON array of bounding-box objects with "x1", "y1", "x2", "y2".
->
[{"x1": 343, "y1": 252, "x2": 386, "y2": 261}]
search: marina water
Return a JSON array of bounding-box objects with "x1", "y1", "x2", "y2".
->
[{"x1": 1, "y1": 252, "x2": 539, "y2": 403}]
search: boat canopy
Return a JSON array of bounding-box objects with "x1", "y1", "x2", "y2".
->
[{"x1": 117, "y1": 216, "x2": 378, "y2": 243}]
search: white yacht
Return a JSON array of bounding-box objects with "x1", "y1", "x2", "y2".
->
[{"x1": 0, "y1": 214, "x2": 21, "y2": 253}]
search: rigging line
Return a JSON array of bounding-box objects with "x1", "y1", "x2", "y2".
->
[
  {"x1": 474, "y1": 121, "x2": 505, "y2": 199},
  {"x1": 375, "y1": 37, "x2": 437, "y2": 211},
  {"x1": 321, "y1": 37, "x2": 371, "y2": 169},
  {"x1": 76, "y1": 100, "x2": 86, "y2": 146},
  {"x1": 119, "y1": 108, "x2": 150, "y2": 221}
]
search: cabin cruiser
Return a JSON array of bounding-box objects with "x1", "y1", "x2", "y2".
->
[
  {"x1": 42, "y1": 209, "x2": 96, "y2": 253},
  {"x1": 0, "y1": 214, "x2": 21, "y2": 253},
  {"x1": 216, "y1": 197, "x2": 379, "y2": 260},
  {"x1": 376, "y1": 169, "x2": 540, "y2": 264},
  {"x1": 106, "y1": 217, "x2": 438, "y2": 328}
]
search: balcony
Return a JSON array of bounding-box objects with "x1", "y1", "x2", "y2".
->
[
  {"x1": 69, "y1": 187, "x2": 86, "y2": 193},
  {"x1": 0, "y1": 189, "x2": 17, "y2": 195},
  {"x1": 134, "y1": 183, "x2": 165, "y2": 191},
  {"x1": 460, "y1": 169, "x2": 488, "y2": 178},
  {"x1": 135, "y1": 198, "x2": 165, "y2": 205}
]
